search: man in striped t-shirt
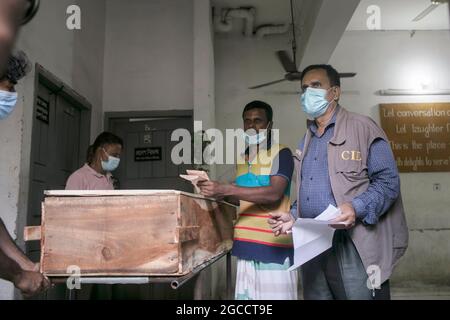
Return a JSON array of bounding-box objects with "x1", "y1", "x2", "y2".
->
[{"x1": 198, "y1": 101, "x2": 297, "y2": 300}]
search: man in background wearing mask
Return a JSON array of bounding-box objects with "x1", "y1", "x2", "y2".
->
[
  {"x1": 65, "y1": 131, "x2": 123, "y2": 191},
  {"x1": 198, "y1": 101, "x2": 297, "y2": 300},
  {"x1": 269, "y1": 64, "x2": 408, "y2": 300},
  {"x1": 0, "y1": 50, "x2": 31, "y2": 118},
  {"x1": 0, "y1": 0, "x2": 50, "y2": 298}
]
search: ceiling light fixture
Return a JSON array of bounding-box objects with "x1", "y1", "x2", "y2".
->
[{"x1": 378, "y1": 89, "x2": 450, "y2": 96}]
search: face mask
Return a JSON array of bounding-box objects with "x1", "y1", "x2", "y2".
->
[
  {"x1": 0, "y1": 90, "x2": 18, "y2": 120},
  {"x1": 101, "y1": 148, "x2": 120, "y2": 172},
  {"x1": 301, "y1": 87, "x2": 333, "y2": 119},
  {"x1": 244, "y1": 124, "x2": 270, "y2": 146}
]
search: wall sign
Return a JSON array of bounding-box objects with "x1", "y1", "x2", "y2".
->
[
  {"x1": 134, "y1": 147, "x2": 162, "y2": 162},
  {"x1": 379, "y1": 103, "x2": 450, "y2": 172}
]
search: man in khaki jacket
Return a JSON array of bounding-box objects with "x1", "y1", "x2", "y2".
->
[{"x1": 269, "y1": 64, "x2": 408, "y2": 300}]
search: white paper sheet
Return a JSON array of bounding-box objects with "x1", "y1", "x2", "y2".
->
[{"x1": 288, "y1": 205, "x2": 345, "y2": 271}]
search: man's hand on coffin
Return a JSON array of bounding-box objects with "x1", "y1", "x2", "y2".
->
[
  {"x1": 27, "y1": 262, "x2": 40, "y2": 272},
  {"x1": 14, "y1": 269, "x2": 50, "y2": 298},
  {"x1": 197, "y1": 180, "x2": 229, "y2": 200},
  {"x1": 268, "y1": 211, "x2": 295, "y2": 236},
  {"x1": 18, "y1": 261, "x2": 40, "y2": 273}
]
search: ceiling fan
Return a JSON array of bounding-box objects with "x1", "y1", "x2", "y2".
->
[
  {"x1": 249, "y1": 0, "x2": 356, "y2": 90},
  {"x1": 412, "y1": 0, "x2": 448, "y2": 22}
]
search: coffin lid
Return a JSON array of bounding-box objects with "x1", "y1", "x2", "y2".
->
[{"x1": 44, "y1": 189, "x2": 237, "y2": 207}]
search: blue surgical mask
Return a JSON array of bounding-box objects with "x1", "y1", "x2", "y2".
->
[
  {"x1": 244, "y1": 130, "x2": 267, "y2": 145},
  {"x1": 0, "y1": 90, "x2": 18, "y2": 120},
  {"x1": 244, "y1": 124, "x2": 270, "y2": 146},
  {"x1": 101, "y1": 149, "x2": 120, "y2": 172},
  {"x1": 300, "y1": 87, "x2": 332, "y2": 119}
]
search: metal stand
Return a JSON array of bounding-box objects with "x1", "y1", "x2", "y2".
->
[
  {"x1": 55, "y1": 251, "x2": 232, "y2": 300},
  {"x1": 226, "y1": 252, "x2": 232, "y2": 299}
]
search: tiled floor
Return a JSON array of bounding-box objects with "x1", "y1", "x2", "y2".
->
[
  {"x1": 391, "y1": 285, "x2": 450, "y2": 300},
  {"x1": 295, "y1": 284, "x2": 450, "y2": 300}
]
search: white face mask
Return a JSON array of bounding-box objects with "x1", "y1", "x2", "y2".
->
[
  {"x1": 300, "y1": 87, "x2": 333, "y2": 119},
  {"x1": 0, "y1": 90, "x2": 18, "y2": 120},
  {"x1": 101, "y1": 148, "x2": 120, "y2": 172},
  {"x1": 243, "y1": 123, "x2": 271, "y2": 145}
]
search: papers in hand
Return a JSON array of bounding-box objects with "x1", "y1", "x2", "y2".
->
[
  {"x1": 179, "y1": 170, "x2": 210, "y2": 193},
  {"x1": 288, "y1": 204, "x2": 345, "y2": 271}
]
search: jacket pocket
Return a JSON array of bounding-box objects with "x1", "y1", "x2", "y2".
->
[{"x1": 335, "y1": 161, "x2": 368, "y2": 181}]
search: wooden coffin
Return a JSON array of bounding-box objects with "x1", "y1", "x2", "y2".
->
[{"x1": 24, "y1": 190, "x2": 237, "y2": 277}]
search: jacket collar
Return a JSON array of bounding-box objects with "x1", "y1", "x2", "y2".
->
[
  {"x1": 329, "y1": 105, "x2": 347, "y2": 145},
  {"x1": 305, "y1": 105, "x2": 347, "y2": 145}
]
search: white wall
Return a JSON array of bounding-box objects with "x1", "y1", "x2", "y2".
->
[
  {"x1": 0, "y1": 0, "x2": 106, "y2": 299},
  {"x1": 194, "y1": 0, "x2": 216, "y2": 130},
  {"x1": 102, "y1": 0, "x2": 194, "y2": 112},
  {"x1": 102, "y1": 0, "x2": 218, "y2": 129},
  {"x1": 330, "y1": 30, "x2": 450, "y2": 286},
  {"x1": 73, "y1": 0, "x2": 107, "y2": 137}
]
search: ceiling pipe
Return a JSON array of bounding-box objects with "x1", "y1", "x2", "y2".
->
[
  {"x1": 214, "y1": 7, "x2": 256, "y2": 37},
  {"x1": 227, "y1": 8, "x2": 256, "y2": 37},
  {"x1": 214, "y1": 14, "x2": 233, "y2": 33},
  {"x1": 214, "y1": 7, "x2": 289, "y2": 38},
  {"x1": 255, "y1": 23, "x2": 290, "y2": 39}
]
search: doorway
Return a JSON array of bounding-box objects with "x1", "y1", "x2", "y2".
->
[
  {"x1": 26, "y1": 64, "x2": 92, "y2": 260},
  {"x1": 105, "y1": 110, "x2": 195, "y2": 192}
]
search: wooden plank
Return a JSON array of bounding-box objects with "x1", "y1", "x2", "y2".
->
[
  {"x1": 24, "y1": 226, "x2": 42, "y2": 241},
  {"x1": 43, "y1": 189, "x2": 240, "y2": 205},
  {"x1": 41, "y1": 195, "x2": 180, "y2": 276},
  {"x1": 44, "y1": 189, "x2": 183, "y2": 197},
  {"x1": 35, "y1": 190, "x2": 237, "y2": 277},
  {"x1": 177, "y1": 227, "x2": 200, "y2": 243},
  {"x1": 179, "y1": 195, "x2": 236, "y2": 274}
]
